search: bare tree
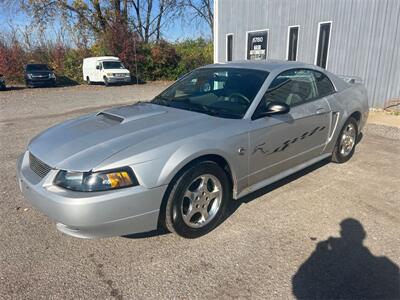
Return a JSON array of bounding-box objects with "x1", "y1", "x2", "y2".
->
[
  {"x1": 131, "y1": 0, "x2": 178, "y2": 43},
  {"x1": 19, "y1": 0, "x2": 179, "y2": 43},
  {"x1": 182, "y1": 0, "x2": 213, "y2": 37}
]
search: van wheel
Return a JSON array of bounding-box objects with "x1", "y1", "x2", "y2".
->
[
  {"x1": 86, "y1": 76, "x2": 91, "y2": 85},
  {"x1": 103, "y1": 76, "x2": 109, "y2": 86}
]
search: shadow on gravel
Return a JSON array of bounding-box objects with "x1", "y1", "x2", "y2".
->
[
  {"x1": 1, "y1": 86, "x2": 26, "y2": 91},
  {"x1": 292, "y1": 218, "x2": 400, "y2": 299},
  {"x1": 123, "y1": 158, "x2": 332, "y2": 240},
  {"x1": 122, "y1": 226, "x2": 169, "y2": 239},
  {"x1": 226, "y1": 157, "x2": 331, "y2": 216}
]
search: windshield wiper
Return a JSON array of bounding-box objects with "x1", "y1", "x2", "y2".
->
[{"x1": 152, "y1": 95, "x2": 171, "y2": 106}]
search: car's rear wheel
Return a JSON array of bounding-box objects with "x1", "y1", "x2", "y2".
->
[
  {"x1": 331, "y1": 117, "x2": 358, "y2": 163},
  {"x1": 163, "y1": 161, "x2": 230, "y2": 238},
  {"x1": 86, "y1": 76, "x2": 91, "y2": 85}
]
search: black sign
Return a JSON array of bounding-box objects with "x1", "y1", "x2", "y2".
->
[{"x1": 247, "y1": 31, "x2": 268, "y2": 60}]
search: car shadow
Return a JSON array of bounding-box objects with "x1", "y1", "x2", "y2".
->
[
  {"x1": 225, "y1": 157, "x2": 331, "y2": 219},
  {"x1": 122, "y1": 226, "x2": 169, "y2": 239},
  {"x1": 123, "y1": 158, "x2": 331, "y2": 240},
  {"x1": 1, "y1": 86, "x2": 26, "y2": 91},
  {"x1": 292, "y1": 218, "x2": 400, "y2": 299}
]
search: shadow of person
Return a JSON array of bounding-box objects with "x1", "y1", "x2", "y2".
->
[{"x1": 292, "y1": 218, "x2": 400, "y2": 299}]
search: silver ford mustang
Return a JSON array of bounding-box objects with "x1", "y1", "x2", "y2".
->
[{"x1": 17, "y1": 60, "x2": 369, "y2": 239}]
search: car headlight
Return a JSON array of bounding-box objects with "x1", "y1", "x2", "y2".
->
[
  {"x1": 106, "y1": 73, "x2": 114, "y2": 76},
  {"x1": 50, "y1": 73, "x2": 56, "y2": 79},
  {"x1": 27, "y1": 74, "x2": 33, "y2": 79},
  {"x1": 54, "y1": 168, "x2": 139, "y2": 192}
]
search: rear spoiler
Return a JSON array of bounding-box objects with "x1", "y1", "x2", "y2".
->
[{"x1": 338, "y1": 75, "x2": 363, "y2": 84}]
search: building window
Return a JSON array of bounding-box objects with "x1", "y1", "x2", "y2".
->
[
  {"x1": 315, "y1": 21, "x2": 332, "y2": 69},
  {"x1": 246, "y1": 30, "x2": 269, "y2": 60},
  {"x1": 287, "y1": 26, "x2": 299, "y2": 61},
  {"x1": 226, "y1": 34, "x2": 233, "y2": 61}
]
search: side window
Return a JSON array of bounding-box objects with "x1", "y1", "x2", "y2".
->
[
  {"x1": 264, "y1": 69, "x2": 317, "y2": 107},
  {"x1": 313, "y1": 71, "x2": 335, "y2": 97}
]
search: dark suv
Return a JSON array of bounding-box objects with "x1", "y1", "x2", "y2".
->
[
  {"x1": 0, "y1": 74, "x2": 6, "y2": 90},
  {"x1": 25, "y1": 64, "x2": 56, "y2": 87}
]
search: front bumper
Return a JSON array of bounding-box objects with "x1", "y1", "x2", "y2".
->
[
  {"x1": 26, "y1": 78, "x2": 56, "y2": 87},
  {"x1": 107, "y1": 76, "x2": 131, "y2": 84},
  {"x1": 17, "y1": 152, "x2": 167, "y2": 238}
]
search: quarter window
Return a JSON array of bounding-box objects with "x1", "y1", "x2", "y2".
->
[{"x1": 312, "y1": 71, "x2": 335, "y2": 96}]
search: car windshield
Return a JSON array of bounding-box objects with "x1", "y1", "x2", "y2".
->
[
  {"x1": 151, "y1": 68, "x2": 268, "y2": 119},
  {"x1": 26, "y1": 64, "x2": 50, "y2": 71},
  {"x1": 103, "y1": 61, "x2": 124, "y2": 69}
]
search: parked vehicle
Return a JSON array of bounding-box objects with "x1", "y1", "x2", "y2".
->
[
  {"x1": 83, "y1": 56, "x2": 131, "y2": 86},
  {"x1": 25, "y1": 64, "x2": 57, "y2": 87},
  {"x1": 0, "y1": 74, "x2": 6, "y2": 90},
  {"x1": 17, "y1": 60, "x2": 369, "y2": 239}
]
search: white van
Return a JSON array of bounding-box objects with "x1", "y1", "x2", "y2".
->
[{"x1": 82, "y1": 56, "x2": 131, "y2": 86}]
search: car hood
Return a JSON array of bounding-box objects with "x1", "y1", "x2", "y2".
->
[{"x1": 28, "y1": 103, "x2": 228, "y2": 171}]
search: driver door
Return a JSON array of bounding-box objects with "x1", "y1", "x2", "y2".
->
[{"x1": 248, "y1": 69, "x2": 331, "y2": 188}]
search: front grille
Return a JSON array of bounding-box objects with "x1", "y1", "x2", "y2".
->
[{"x1": 29, "y1": 153, "x2": 52, "y2": 178}]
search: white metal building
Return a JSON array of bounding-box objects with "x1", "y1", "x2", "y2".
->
[{"x1": 213, "y1": 0, "x2": 400, "y2": 108}]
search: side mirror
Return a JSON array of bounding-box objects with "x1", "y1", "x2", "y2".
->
[
  {"x1": 96, "y1": 65, "x2": 100, "y2": 70},
  {"x1": 258, "y1": 101, "x2": 290, "y2": 117}
]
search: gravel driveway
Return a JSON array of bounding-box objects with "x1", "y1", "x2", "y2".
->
[{"x1": 1, "y1": 83, "x2": 399, "y2": 299}]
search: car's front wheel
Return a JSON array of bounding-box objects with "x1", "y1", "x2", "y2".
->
[
  {"x1": 103, "y1": 76, "x2": 109, "y2": 86},
  {"x1": 331, "y1": 117, "x2": 358, "y2": 163},
  {"x1": 163, "y1": 161, "x2": 231, "y2": 238}
]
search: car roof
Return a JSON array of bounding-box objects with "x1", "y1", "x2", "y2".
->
[{"x1": 201, "y1": 59, "x2": 321, "y2": 73}]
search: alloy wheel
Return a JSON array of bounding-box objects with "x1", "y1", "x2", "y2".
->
[{"x1": 181, "y1": 174, "x2": 223, "y2": 228}]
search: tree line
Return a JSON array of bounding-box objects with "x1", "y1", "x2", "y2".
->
[{"x1": 0, "y1": 0, "x2": 214, "y2": 83}]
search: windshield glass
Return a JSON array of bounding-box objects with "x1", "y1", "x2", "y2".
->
[
  {"x1": 151, "y1": 68, "x2": 268, "y2": 119},
  {"x1": 102, "y1": 61, "x2": 125, "y2": 69},
  {"x1": 26, "y1": 64, "x2": 50, "y2": 71}
]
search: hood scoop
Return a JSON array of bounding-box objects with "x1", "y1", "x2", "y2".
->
[
  {"x1": 97, "y1": 103, "x2": 167, "y2": 124},
  {"x1": 97, "y1": 112, "x2": 124, "y2": 123}
]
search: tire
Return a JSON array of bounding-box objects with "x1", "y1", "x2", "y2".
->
[
  {"x1": 86, "y1": 76, "x2": 91, "y2": 85},
  {"x1": 103, "y1": 76, "x2": 109, "y2": 86},
  {"x1": 331, "y1": 117, "x2": 358, "y2": 163},
  {"x1": 163, "y1": 161, "x2": 231, "y2": 238}
]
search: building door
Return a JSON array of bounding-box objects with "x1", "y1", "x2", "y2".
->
[
  {"x1": 315, "y1": 22, "x2": 332, "y2": 69},
  {"x1": 287, "y1": 26, "x2": 299, "y2": 61},
  {"x1": 226, "y1": 34, "x2": 233, "y2": 61}
]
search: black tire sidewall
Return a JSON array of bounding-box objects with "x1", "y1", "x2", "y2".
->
[
  {"x1": 166, "y1": 161, "x2": 231, "y2": 238},
  {"x1": 332, "y1": 117, "x2": 358, "y2": 163}
]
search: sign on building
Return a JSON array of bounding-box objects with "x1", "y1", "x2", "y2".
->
[{"x1": 247, "y1": 30, "x2": 268, "y2": 60}]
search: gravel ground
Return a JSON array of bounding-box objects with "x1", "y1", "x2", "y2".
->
[{"x1": 0, "y1": 84, "x2": 399, "y2": 299}]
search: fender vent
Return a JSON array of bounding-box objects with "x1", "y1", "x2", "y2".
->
[{"x1": 29, "y1": 153, "x2": 52, "y2": 178}]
